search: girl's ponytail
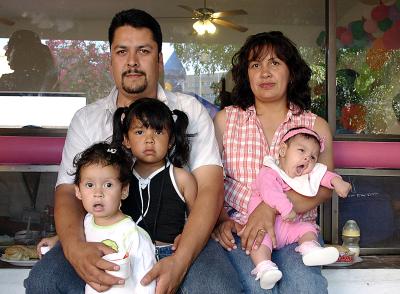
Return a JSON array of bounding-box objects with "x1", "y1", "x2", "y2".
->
[
  {"x1": 112, "y1": 106, "x2": 128, "y2": 146},
  {"x1": 169, "y1": 109, "x2": 193, "y2": 167}
]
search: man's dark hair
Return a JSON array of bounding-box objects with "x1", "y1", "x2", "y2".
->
[
  {"x1": 108, "y1": 8, "x2": 162, "y2": 53},
  {"x1": 231, "y1": 31, "x2": 312, "y2": 112}
]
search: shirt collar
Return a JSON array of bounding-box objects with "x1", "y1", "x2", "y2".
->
[
  {"x1": 105, "y1": 86, "x2": 118, "y2": 114},
  {"x1": 156, "y1": 84, "x2": 169, "y2": 106},
  {"x1": 241, "y1": 102, "x2": 299, "y2": 124},
  {"x1": 106, "y1": 84, "x2": 168, "y2": 112},
  {"x1": 240, "y1": 105, "x2": 256, "y2": 124}
]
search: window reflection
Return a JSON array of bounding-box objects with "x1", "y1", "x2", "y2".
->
[
  {"x1": 0, "y1": 30, "x2": 58, "y2": 92},
  {"x1": 336, "y1": 0, "x2": 400, "y2": 135}
]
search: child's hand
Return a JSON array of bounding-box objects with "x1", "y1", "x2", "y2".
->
[
  {"x1": 171, "y1": 234, "x2": 181, "y2": 251},
  {"x1": 36, "y1": 235, "x2": 59, "y2": 258},
  {"x1": 282, "y1": 209, "x2": 297, "y2": 222},
  {"x1": 332, "y1": 177, "x2": 352, "y2": 198}
]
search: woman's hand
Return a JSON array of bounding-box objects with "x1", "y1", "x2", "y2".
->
[
  {"x1": 238, "y1": 202, "x2": 277, "y2": 254},
  {"x1": 211, "y1": 219, "x2": 243, "y2": 251}
]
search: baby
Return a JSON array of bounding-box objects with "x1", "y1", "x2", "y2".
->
[{"x1": 248, "y1": 127, "x2": 351, "y2": 289}]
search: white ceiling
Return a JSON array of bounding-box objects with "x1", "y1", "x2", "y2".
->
[{"x1": 0, "y1": 0, "x2": 359, "y2": 45}]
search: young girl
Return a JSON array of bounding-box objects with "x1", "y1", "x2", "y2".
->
[
  {"x1": 38, "y1": 142, "x2": 156, "y2": 294},
  {"x1": 112, "y1": 97, "x2": 197, "y2": 260},
  {"x1": 249, "y1": 127, "x2": 351, "y2": 289}
]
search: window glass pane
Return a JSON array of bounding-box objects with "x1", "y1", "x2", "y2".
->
[
  {"x1": 0, "y1": 0, "x2": 326, "y2": 250},
  {"x1": 339, "y1": 175, "x2": 400, "y2": 251},
  {"x1": 0, "y1": 0, "x2": 326, "y2": 130},
  {"x1": 336, "y1": 0, "x2": 400, "y2": 135}
]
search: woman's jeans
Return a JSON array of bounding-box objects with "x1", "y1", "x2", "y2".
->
[{"x1": 226, "y1": 234, "x2": 328, "y2": 294}]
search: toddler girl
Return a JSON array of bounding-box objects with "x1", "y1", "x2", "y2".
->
[
  {"x1": 38, "y1": 142, "x2": 156, "y2": 293},
  {"x1": 113, "y1": 97, "x2": 197, "y2": 260}
]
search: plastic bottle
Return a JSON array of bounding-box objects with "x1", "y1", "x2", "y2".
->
[{"x1": 342, "y1": 220, "x2": 360, "y2": 258}]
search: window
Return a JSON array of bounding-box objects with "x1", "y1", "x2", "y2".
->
[
  {"x1": 336, "y1": 0, "x2": 400, "y2": 136},
  {"x1": 0, "y1": 0, "x2": 398, "y2": 256}
]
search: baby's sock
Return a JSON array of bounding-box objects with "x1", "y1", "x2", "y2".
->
[
  {"x1": 296, "y1": 240, "x2": 339, "y2": 266},
  {"x1": 251, "y1": 260, "x2": 282, "y2": 290}
]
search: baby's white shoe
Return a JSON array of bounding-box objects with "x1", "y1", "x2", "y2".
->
[
  {"x1": 251, "y1": 260, "x2": 283, "y2": 290},
  {"x1": 296, "y1": 240, "x2": 339, "y2": 266}
]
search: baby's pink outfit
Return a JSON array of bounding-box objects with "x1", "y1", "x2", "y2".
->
[{"x1": 248, "y1": 156, "x2": 340, "y2": 251}]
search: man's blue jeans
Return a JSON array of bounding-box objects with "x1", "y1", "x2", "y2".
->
[
  {"x1": 24, "y1": 240, "x2": 244, "y2": 294},
  {"x1": 226, "y1": 234, "x2": 328, "y2": 294}
]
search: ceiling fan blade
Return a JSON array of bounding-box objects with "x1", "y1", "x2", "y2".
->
[
  {"x1": 157, "y1": 16, "x2": 197, "y2": 19},
  {"x1": 0, "y1": 17, "x2": 15, "y2": 26},
  {"x1": 211, "y1": 9, "x2": 247, "y2": 19},
  {"x1": 178, "y1": 5, "x2": 197, "y2": 14},
  {"x1": 212, "y1": 18, "x2": 248, "y2": 32}
]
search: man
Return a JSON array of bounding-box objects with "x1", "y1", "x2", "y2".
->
[{"x1": 25, "y1": 9, "x2": 242, "y2": 294}]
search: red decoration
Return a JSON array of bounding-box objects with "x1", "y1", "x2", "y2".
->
[
  {"x1": 371, "y1": 4, "x2": 389, "y2": 22},
  {"x1": 340, "y1": 30, "x2": 353, "y2": 45},
  {"x1": 336, "y1": 26, "x2": 347, "y2": 39},
  {"x1": 382, "y1": 20, "x2": 400, "y2": 49},
  {"x1": 341, "y1": 104, "x2": 367, "y2": 132}
]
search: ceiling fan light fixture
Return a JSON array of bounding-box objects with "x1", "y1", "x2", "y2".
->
[
  {"x1": 193, "y1": 20, "x2": 206, "y2": 35},
  {"x1": 204, "y1": 20, "x2": 216, "y2": 34},
  {"x1": 193, "y1": 19, "x2": 216, "y2": 35}
]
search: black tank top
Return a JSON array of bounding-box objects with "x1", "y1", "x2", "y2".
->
[{"x1": 121, "y1": 164, "x2": 187, "y2": 244}]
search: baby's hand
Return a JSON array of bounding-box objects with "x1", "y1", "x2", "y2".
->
[
  {"x1": 332, "y1": 177, "x2": 352, "y2": 198},
  {"x1": 282, "y1": 210, "x2": 297, "y2": 222},
  {"x1": 36, "y1": 235, "x2": 59, "y2": 258}
]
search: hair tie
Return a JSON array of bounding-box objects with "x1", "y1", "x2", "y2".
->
[{"x1": 107, "y1": 148, "x2": 117, "y2": 154}]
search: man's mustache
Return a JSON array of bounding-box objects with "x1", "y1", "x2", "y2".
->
[{"x1": 122, "y1": 69, "x2": 145, "y2": 77}]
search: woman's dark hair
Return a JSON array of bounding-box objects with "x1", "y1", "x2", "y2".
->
[
  {"x1": 108, "y1": 9, "x2": 162, "y2": 53},
  {"x1": 72, "y1": 142, "x2": 132, "y2": 187},
  {"x1": 231, "y1": 31, "x2": 312, "y2": 112},
  {"x1": 112, "y1": 98, "x2": 191, "y2": 167}
]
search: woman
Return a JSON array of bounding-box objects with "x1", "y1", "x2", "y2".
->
[{"x1": 212, "y1": 31, "x2": 332, "y2": 293}]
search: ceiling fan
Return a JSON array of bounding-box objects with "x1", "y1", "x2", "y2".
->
[{"x1": 161, "y1": 0, "x2": 248, "y2": 35}]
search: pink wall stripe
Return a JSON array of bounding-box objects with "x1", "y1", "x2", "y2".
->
[
  {"x1": 333, "y1": 141, "x2": 400, "y2": 169},
  {"x1": 0, "y1": 136, "x2": 65, "y2": 165},
  {"x1": 0, "y1": 137, "x2": 399, "y2": 169}
]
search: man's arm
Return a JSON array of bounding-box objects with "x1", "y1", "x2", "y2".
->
[{"x1": 178, "y1": 165, "x2": 224, "y2": 261}]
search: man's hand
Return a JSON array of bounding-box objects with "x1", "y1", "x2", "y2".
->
[
  {"x1": 211, "y1": 219, "x2": 242, "y2": 251},
  {"x1": 141, "y1": 254, "x2": 187, "y2": 294},
  {"x1": 238, "y1": 202, "x2": 276, "y2": 254},
  {"x1": 65, "y1": 241, "x2": 121, "y2": 292}
]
